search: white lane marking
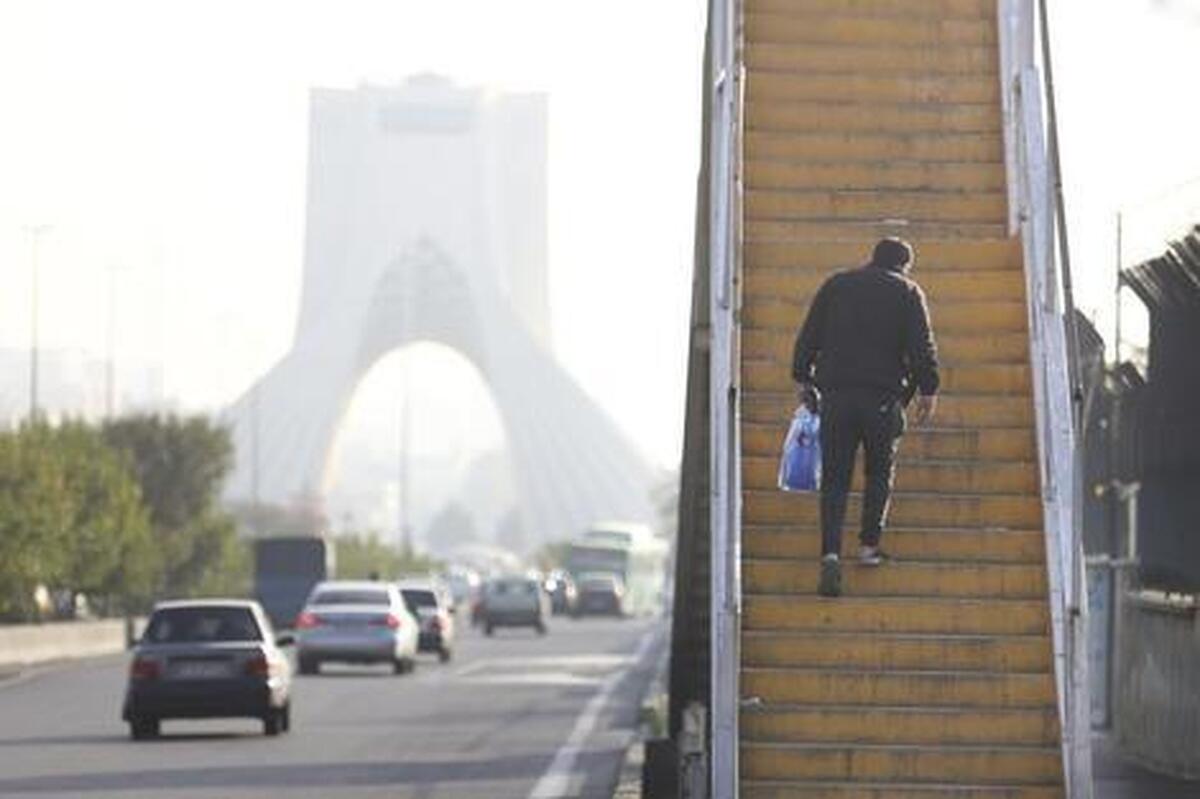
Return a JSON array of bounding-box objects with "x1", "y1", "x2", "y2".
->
[
  {"x1": 463, "y1": 671, "x2": 604, "y2": 688},
  {"x1": 527, "y1": 629, "x2": 659, "y2": 799}
]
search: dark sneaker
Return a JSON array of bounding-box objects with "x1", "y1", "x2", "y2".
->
[
  {"x1": 817, "y1": 557, "x2": 842, "y2": 597},
  {"x1": 858, "y1": 545, "x2": 888, "y2": 566}
]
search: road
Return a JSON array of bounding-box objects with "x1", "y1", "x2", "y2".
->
[{"x1": 0, "y1": 615, "x2": 665, "y2": 799}]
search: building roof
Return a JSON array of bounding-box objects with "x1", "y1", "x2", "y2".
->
[{"x1": 1122, "y1": 224, "x2": 1200, "y2": 314}]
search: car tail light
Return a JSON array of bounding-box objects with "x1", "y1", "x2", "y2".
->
[
  {"x1": 130, "y1": 656, "x2": 160, "y2": 681},
  {"x1": 244, "y1": 653, "x2": 270, "y2": 677},
  {"x1": 429, "y1": 616, "x2": 443, "y2": 632},
  {"x1": 295, "y1": 611, "x2": 320, "y2": 629},
  {"x1": 373, "y1": 613, "x2": 401, "y2": 629}
]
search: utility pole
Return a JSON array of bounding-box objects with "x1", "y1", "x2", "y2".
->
[
  {"x1": 251, "y1": 381, "x2": 262, "y2": 530},
  {"x1": 105, "y1": 264, "x2": 118, "y2": 419},
  {"x1": 24, "y1": 224, "x2": 52, "y2": 421},
  {"x1": 398, "y1": 382, "x2": 413, "y2": 555}
]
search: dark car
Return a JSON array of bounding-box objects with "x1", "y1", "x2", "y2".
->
[
  {"x1": 575, "y1": 573, "x2": 627, "y2": 617},
  {"x1": 122, "y1": 600, "x2": 293, "y2": 740},
  {"x1": 481, "y1": 576, "x2": 549, "y2": 635},
  {"x1": 398, "y1": 581, "x2": 455, "y2": 663},
  {"x1": 543, "y1": 571, "x2": 577, "y2": 616}
]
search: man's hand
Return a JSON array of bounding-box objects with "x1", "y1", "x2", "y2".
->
[
  {"x1": 915, "y1": 393, "x2": 937, "y2": 427},
  {"x1": 795, "y1": 381, "x2": 820, "y2": 414}
]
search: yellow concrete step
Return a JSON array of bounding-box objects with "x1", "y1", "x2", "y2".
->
[
  {"x1": 746, "y1": 132, "x2": 1003, "y2": 163},
  {"x1": 744, "y1": 490, "x2": 1042, "y2": 529},
  {"x1": 746, "y1": 239, "x2": 1023, "y2": 271},
  {"x1": 742, "y1": 780, "x2": 1064, "y2": 799},
  {"x1": 742, "y1": 742, "x2": 1060, "y2": 784},
  {"x1": 742, "y1": 668, "x2": 1057, "y2": 708},
  {"x1": 743, "y1": 559, "x2": 1047, "y2": 599},
  {"x1": 742, "y1": 705, "x2": 1061, "y2": 746},
  {"x1": 744, "y1": 327, "x2": 1029, "y2": 365},
  {"x1": 744, "y1": 595, "x2": 1050, "y2": 636},
  {"x1": 749, "y1": 220, "x2": 1009, "y2": 243},
  {"x1": 743, "y1": 457, "x2": 1038, "y2": 495},
  {"x1": 749, "y1": 100, "x2": 1002, "y2": 134},
  {"x1": 743, "y1": 267, "x2": 1024, "y2": 304},
  {"x1": 744, "y1": 298, "x2": 1027, "y2": 334},
  {"x1": 748, "y1": 71, "x2": 1000, "y2": 105},
  {"x1": 746, "y1": 41, "x2": 998, "y2": 75},
  {"x1": 742, "y1": 630, "x2": 1053, "y2": 672},
  {"x1": 746, "y1": 14, "x2": 998, "y2": 47},
  {"x1": 744, "y1": 362, "x2": 1031, "y2": 395},
  {"x1": 748, "y1": 0, "x2": 995, "y2": 18},
  {"x1": 744, "y1": 396, "x2": 1036, "y2": 433},
  {"x1": 744, "y1": 423, "x2": 1037, "y2": 459},
  {"x1": 748, "y1": 70, "x2": 993, "y2": 106},
  {"x1": 744, "y1": 160, "x2": 1006, "y2": 193},
  {"x1": 743, "y1": 526, "x2": 1046, "y2": 565},
  {"x1": 746, "y1": 189, "x2": 1007, "y2": 224}
]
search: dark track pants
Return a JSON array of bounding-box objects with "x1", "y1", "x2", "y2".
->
[{"x1": 819, "y1": 389, "x2": 904, "y2": 557}]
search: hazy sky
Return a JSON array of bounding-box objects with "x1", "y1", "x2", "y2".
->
[{"x1": 0, "y1": 0, "x2": 1197, "y2": 477}]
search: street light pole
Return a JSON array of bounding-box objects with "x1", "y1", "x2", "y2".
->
[{"x1": 24, "y1": 224, "x2": 52, "y2": 421}]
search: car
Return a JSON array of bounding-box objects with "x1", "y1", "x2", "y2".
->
[
  {"x1": 294, "y1": 580, "x2": 419, "y2": 675},
  {"x1": 543, "y1": 571, "x2": 578, "y2": 616},
  {"x1": 122, "y1": 599, "x2": 293, "y2": 740},
  {"x1": 398, "y1": 580, "x2": 456, "y2": 663},
  {"x1": 481, "y1": 575, "x2": 549, "y2": 635},
  {"x1": 574, "y1": 573, "x2": 627, "y2": 617}
]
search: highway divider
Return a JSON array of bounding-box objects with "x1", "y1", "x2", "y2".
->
[{"x1": 0, "y1": 618, "x2": 138, "y2": 670}]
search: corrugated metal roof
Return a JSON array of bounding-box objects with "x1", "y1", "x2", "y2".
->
[{"x1": 1122, "y1": 224, "x2": 1200, "y2": 313}]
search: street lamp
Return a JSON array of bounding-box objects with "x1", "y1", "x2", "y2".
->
[{"x1": 23, "y1": 224, "x2": 52, "y2": 420}]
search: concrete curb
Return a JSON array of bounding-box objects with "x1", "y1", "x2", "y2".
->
[
  {"x1": 0, "y1": 619, "x2": 133, "y2": 670},
  {"x1": 612, "y1": 630, "x2": 671, "y2": 799}
]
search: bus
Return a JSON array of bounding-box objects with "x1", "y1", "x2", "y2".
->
[
  {"x1": 253, "y1": 536, "x2": 335, "y2": 629},
  {"x1": 565, "y1": 522, "x2": 669, "y2": 616}
]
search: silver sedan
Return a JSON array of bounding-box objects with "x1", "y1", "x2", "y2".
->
[{"x1": 294, "y1": 581, "x2": 419, "y2": 675}]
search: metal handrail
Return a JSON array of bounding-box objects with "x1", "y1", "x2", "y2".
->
[
  {"x1": 999, "y1": 1, "x2": 1093, "y2": 796},
  {"x1": 707, "y1": 0, "x2": 742, "y2": 796}
]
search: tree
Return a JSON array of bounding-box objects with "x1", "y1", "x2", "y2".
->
[
  {"x1": 103, "y1": 414, "x2": 240, "y2": 598},
  {"x1": 54, "y1": 421, "x2": 155, "y2": 612},
  {"x1": 0, "y1": 421, "x2": 155, "y2": 620},
  {"x1": 0, "y1": 425, "x2": 73, "y2": 620},
  {"x1": 334, "y1": 532, "x2": 440, "y2": 580}
]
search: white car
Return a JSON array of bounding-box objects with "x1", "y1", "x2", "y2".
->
[{"x1": 294, "y1": 581, "x2": 419, "y2": 675}]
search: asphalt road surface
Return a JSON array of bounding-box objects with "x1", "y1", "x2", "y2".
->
[{"x1": 0, "y1": 615, "x2": 665, "y2": 799}]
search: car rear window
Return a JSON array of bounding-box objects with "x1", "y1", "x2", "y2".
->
[
  {"x1": 311, "y1": 589, "x2": 390, "y2": 606},
  {"x1": 489, "y1": 579, "x2": 537, "y2": 595},
  {"x1": 144, "y1": 607, "x2": 262, "y2": 643},
  {"x1": 401, "y1": 589, "x2": 437, "y2": 609}
]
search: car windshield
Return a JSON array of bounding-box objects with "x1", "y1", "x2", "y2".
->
[
  {"x1": 144, "y1": 606, "x2": 262, "y2": 643},
  {"x1": 310, "y1": 589, "x2": 390, "y2": 606},
  {"x1": 401, "y1": 589, "x2": 437, "y2": 610}
]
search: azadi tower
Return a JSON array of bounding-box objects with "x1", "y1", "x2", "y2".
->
[{"x1": 223, "y1": 76, "x2": 655, "y2": 543}]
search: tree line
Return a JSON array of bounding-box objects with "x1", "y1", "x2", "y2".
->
[{"x1": 0, "y1": 414, "x2": 247, "y2": 622}]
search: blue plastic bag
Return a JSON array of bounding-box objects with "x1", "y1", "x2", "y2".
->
[{"x1": 778, "y1": 406, "x2": 821, "y2": 492}]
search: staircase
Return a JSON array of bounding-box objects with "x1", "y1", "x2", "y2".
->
[{"x1": 738, "y1": 1, "x2": 1065, "y2": 796}]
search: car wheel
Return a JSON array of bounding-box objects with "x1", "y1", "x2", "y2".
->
[
  {"x1": 264, "y1": 709, "x2": 283, "y2": 736},
  {"x1": 438, "y1": 647, "x2": 451, "y2": 663},
  {"x1": 484, "y1": 623, "x2": 494, "y2": 637},
  {"x1": 129, "y1": 717, "x2": 159, "y2": 741},
  {"x1": 298, "y1": 657, "x2": 318, "y2": 675},
  {"x1": 535, "y1": 621, "x2": 547, "y2": 636},
  {"x1": 280, "y1": 702, "x2": 291, "y2": 733},
  {"x1": 392, "y1": 657, "x2": 406, "y2": 675}
]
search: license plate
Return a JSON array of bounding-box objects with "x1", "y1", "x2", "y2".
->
[{"x1": 172, "y1": 661, "x2": 231, "y2": 679}]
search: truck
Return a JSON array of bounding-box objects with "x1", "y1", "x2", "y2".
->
[{"x1": 253, "y1": 536, "x2": 335, "y2": 630}]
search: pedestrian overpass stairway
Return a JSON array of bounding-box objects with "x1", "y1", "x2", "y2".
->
[{"x1": 737, "y1": 1, "x2": 1065, "y2": 797}]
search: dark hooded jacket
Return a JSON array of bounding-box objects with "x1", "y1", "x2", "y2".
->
[{"x1": 792, "y1": 262, "x2": 939, "y2": 403}]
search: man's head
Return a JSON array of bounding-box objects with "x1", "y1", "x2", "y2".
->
[{"x1": 870, "y1": 237, "x2": 914, "y2": 273}]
